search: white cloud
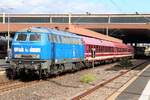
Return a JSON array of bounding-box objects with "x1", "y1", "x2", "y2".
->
[{"x1": 0, "y1": 0, "x2": 111, "y2": 14}]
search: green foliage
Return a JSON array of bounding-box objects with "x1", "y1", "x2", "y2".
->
[
  {"x1": 80, "y1": 73, "x2": 96, "y2": 83},
  {"x1": 119, "y1": 58, "x2": 133, "y2": 68}
]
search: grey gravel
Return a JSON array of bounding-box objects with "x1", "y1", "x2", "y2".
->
[{"x1": 0, "y1": 60, "x2": 144, "y2": 100}]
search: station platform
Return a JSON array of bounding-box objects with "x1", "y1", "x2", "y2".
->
[{"x1": 115, "y1": 64, "x2": 150, "y2": 100}]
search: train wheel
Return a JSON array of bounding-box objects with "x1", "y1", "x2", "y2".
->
[
  {"x1": 71, "y1": 63, "x2": 77, "y2": 72},
  {"x1": 52, "y1": 64, "x2": 63, "y2": 75},
  {"x1": 6, "y1": 68, "x2": 16, "y2": 80},
  {"x1": 75, "y1": 63, "x2": 82, "y2": 70},
  {"x1": 50, "y1": 64, "x2": 62, "y2": 75},
  {"x1": 11, "y1": 69, "x2": 17, "y2": 80},
  {"x1": 41, "y1": 69, "x2": 49, "y2": 79},
  {"x1": 57, "y1": 64, "x2": 64, "y2": 74}
]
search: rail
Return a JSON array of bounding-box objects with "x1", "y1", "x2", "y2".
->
[{"x1": 71, "y1": 60, "x2": 148, "y2": 100}]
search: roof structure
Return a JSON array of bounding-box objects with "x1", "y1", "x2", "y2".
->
[
  {"x1": 1, "y1": 13, "x2": 149, "y2": 43},
  {"x1": 68, "y1": 25, "x2": 122, "y2": 43}
]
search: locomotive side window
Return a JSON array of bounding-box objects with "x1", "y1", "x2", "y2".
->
[
  {"x1": 61, "y1": 36, "x2": 65, "y2": 43},
  {"x1": 16, "y1": 33, "x2": 27, "y2": 41},
  {"x1": 48, "y1": 34, "x2": 52, "y2": 41},
  {"x1": 30, "y1": 33, "x2": 41, "y2": 41},
  {"x1": 74, "y1": 39, "x2": 77, "y2": 44},
  {"x1": 67, "y1": 37, "x2": 70, "y2": 44},
  {"x1": 64, "y1": 36, "x2": 67, "y2": 44},
  {"x1": 73, "y1": 38, "x2": 75, "y2": 44},
  {"x1": 57, "y1": 35, "x2": 61, "y2": 43},
  {"x1": 78, "y1": 39, "x2": 81, "y2": 45},
  {"x1": 51, "y1": 34, "x2": 57, "y2": 43},
  {"x1": 59, "y1": 36, "x2": 62, "y2": 43}
]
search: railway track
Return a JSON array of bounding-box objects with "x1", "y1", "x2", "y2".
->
[
  {"x1": 0, "y1": 59, "x2": 148, "y2": 97},
  {"x1": 71, "y1": 60, "x2": 149, "y2": 100},
  {"x1": 0, "y1": 80, "x2": 43, "y2": 94},
  {"x1": 0, "y1": 81, "x2": 17, "y2": 87}
]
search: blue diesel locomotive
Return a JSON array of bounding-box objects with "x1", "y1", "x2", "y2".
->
[
  {"x1": 8, "y1": 27, "x2": 134, "y2": 79},
  {"x1": 9, "y1": 27, "x2": 84, "y2": 78}
]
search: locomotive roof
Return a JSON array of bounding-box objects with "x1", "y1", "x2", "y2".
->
[
  {"x1": 17, "y1": 27, "x2": 81, "y2": 39},
  {"x1": 50, "y1": 29, "x2": 81, "y2": 38},
  {"x1": 18, "y1": 27, "x2": 50, "y2": 33}
]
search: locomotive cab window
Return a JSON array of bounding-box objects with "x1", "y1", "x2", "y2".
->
[
  {"x1": 29, "y1": 33, "x2": 41, "y2": 41},
  {"x1": 16, "y1": 33, "x2": 27, "y2": 41}
]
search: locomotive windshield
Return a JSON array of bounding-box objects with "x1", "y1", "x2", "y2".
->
[
  {"x1": 29, "y1": 33, "x2": 41, "y2": 41},
  {"x1": 16, "y1": 33, "x2": 41, "y2": 41},
  {"x1": 16, "y1": 33, "x2": 27, "y2": 41}
]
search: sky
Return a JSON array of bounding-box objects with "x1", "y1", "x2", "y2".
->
[{"x1": 0, "y1": 0, "x2": 149, "y2": 14}]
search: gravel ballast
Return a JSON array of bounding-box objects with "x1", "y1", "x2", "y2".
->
[{"x1": 0, "y1": 60, "x2": 146, "y2": 100}]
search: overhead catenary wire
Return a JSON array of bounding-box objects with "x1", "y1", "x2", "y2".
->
[
  {"x1": 123, "y1": 0, "x2": 150, "y2": 22},
  {"x1": 105, "y1": 0, "x2": 127, "y2": 36},
  {"x1": 109, "y1": 0, "x2": 125, "y2": 14}
]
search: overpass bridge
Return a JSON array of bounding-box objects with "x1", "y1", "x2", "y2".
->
[{"x1": 0, "y1": 13, "x2": 150, "y2": 43}]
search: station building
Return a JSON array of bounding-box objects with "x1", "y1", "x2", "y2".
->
[{"x1": 0, "y1": 13, "x2": 150, "y2": 57}]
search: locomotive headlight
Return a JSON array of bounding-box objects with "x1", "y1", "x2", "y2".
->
[
  {"x1": 14, "y1": 54, "x2": 22, "y2": 58},
  {"x1": 30, "y1": 48, "x2": 41, "y2": 52}
]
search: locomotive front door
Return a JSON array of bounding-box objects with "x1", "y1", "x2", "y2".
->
[{"x1": 51, "y1": 34, "x2": 56, "y2": 64}]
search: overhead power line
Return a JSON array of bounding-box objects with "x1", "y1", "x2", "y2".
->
[
  {"x1": 123, "y1": 0, "x2": 150, "y2": 23},
  {"x1": 109, "y1": 0, "x2": 125, "y2": 13}
]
